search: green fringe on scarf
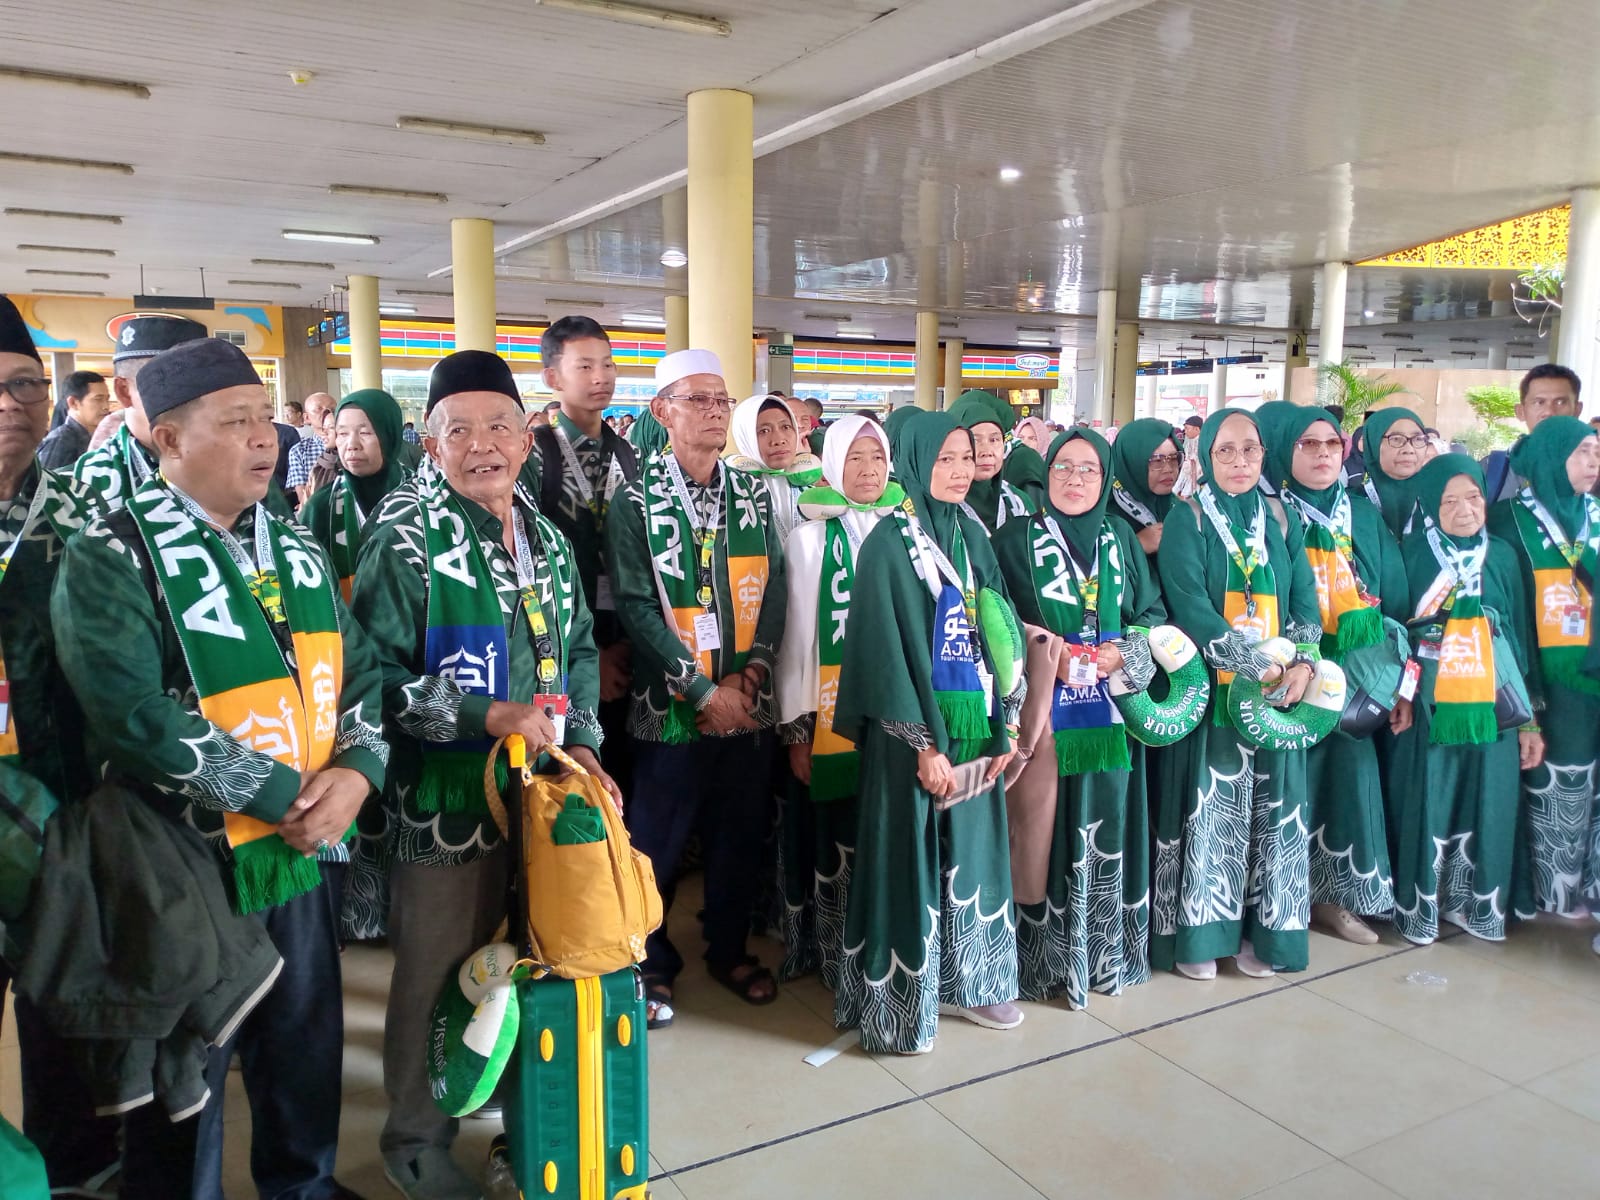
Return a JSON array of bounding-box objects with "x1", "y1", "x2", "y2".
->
[
  {"x1": 232, "y1": 837, "x2": 327, "y2": 915},
  {"x1": 1327, "y1": 603, "x2": 1384, "y2": 658},
  {"x1": 418, "y1": 752, "x2": 509, "y2": 813},
  {"x1": 1054, "y1": 723, "x2": 1132, "y2": 774},
  {"x1": 662, "y1": 700, "x2": 701, "y2": 746},
  {"x1": 938, "y1": 690, "x2": 993, "y2": 745},
  {"x1": 1428, "y1": 700, "x2": 1498, "y2": 747}
]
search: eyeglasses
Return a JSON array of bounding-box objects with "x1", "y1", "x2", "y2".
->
[
  {"x1": 666, "y1": 391, "x2": 732, "y2": 412},
  {"x1": 0, "y1": 376, "x2": 50, "y2": 405},
  {"x1": 1050, "y1": 462, "x2": 1103, "y2": 478},
  {"x1": 1211, "y1": 443, "x2": 1264, "y2": 464},
  {"x1": 1147, "y1": 453, "x2": 1182, "y2": 467},
  {"x1": 1381, "y1": 433, "x2": 1431, "y2": 450},
  {"x1": 1294, "y1": 437, "x2": 1344, "y2": 456}
]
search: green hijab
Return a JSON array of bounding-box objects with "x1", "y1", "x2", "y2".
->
[
  {"x1": 1361, "y1": 405, "x2": 1427, "y2": 534},
  {"x1": 1509, "y1": 414, "x2": 1596, "y2": 539},
  {"x1": 883, "y1": 404, "x2": 923, "y2": 456},
  {"x1": 1107, "y1": 417, "x2": 1179, "y2": 524},
  {"x1": 897, "y1": 411, "x2": 970, "y2": 550},
  {"x1": 1041, "y1": 427, "x2": 1113, "y2": 561},
  {"x1": 627, "y1": 406, "x2": 669, "y2": 460},
  {"x1": 948, "y1": 390, "x2": 1013, "y2": 524},
  {"x1": 1196, "y1": 406, "x2": 1267, "y2": 525},
  {"x1": 1255, "y1": 401, "x2": 1343, "y2": 513},
  {"x1": 334, "y1": 388, "x2": 406, "y2": 509},
  {"x1": 1407, "y1": 454, "x2": 1486, "y2": 548}
]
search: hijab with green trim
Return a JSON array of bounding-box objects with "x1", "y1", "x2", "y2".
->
[
  {"x1": 1107, "y1": 416, "x2": 1180, "y2": 524},
  {"x1": 797, "y1": 413, "x2": 905, "y2": 518},
  {"x1": 1042, "y1": 427, "x2": 1113, "y2": 560},
  {"x1": 1361, "y1": 405, "x2": 1427, "y2": 533},
  {"x1": 1509, "y1": 415, "x2": 1596, "y2": 539}
]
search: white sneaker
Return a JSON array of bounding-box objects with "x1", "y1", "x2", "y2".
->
[
  {"x1": 939, "y1": 1001, "x2": 1025, "y2": 1030},
  {"x1": 1176, "y1": 960, "x2": 1217, "y2": 980},
  {"x1": 464, "y1": 1103, "x2": 502, "y2": 1121},
  {"x1": 1233, "y1": 944, "x2": 1276, "y2": 978}
]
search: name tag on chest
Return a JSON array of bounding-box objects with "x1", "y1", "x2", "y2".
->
[{"x1": 693, "y1": 611, "x2": 722, "y2": 652}]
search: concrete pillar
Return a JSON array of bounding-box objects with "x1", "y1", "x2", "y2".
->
[
  {"x1": 1488, "y1": 345, "x2": 1508, "y2": 370},
  {"x1": 1208, "y1": 363, "x2": 1228, "y2": 414},
  {"x1": 1112, "y1": 320, "x2": 1139, "y2": 424},
  {"x1": 280, "y1": 306, "x2": 331, "y2": 410},
  {"x1": 1093, "y1": 289, "x2": 1116, "y2": 425},
  {"x1": 914, "y1": 310, "x2": 940, "y2": 410},
  {"x1": 49, "y1": 352, "x2": 75, "y2": 410},
  {"x1": 687, "y1": 89, "x2": 754, "y2": 398},
  {"x1": 943, "y1": 337, "x2": 965, "y2": 404},
  {"x1": 1141, "y1": 373, "x2": 1159, "y2": 419},
  {"x1": 665, "y1": 295, "x2": 689, "y2": 355},
  {"x1": 1284, "y1": 331, "x2": 1311, "y2": 371},
  {"x1": 347, "y1": 274, "x2": 382, "y2": 392},
  {"x1": 1319, "y1": 261, "x2": 1349, "y2": 367},
  {"x1": 450, "y1": 218, "x2": 497, "y2": 352},
  {"x1": 1557, "y1": 185, "x2": 1600, "y2": 397}
]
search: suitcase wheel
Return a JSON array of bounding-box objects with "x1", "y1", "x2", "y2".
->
[
  {"x1": 538, "y1": 1027, "x2": 554, "y2": 1062},
  {"x1": 616, "y1": 1013, "x2": 632, "y2": 1047}
]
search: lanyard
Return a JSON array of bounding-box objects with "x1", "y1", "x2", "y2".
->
[
  {"x1": 554, "y1": 424, "x2": 626, "y2": 527},
  {"x1": 1519, "y1": 488, "x2": 1594, "y2": 580},
  {"x1": 1110, "y1": 480, "x2": 1158, "y2": 529},
  {"x1": 511, "y1": 510, "x2": 560, "y2": 689},
  {"x1": 1365, "y1": 475, "x2": 1416, "y2": 535},
  {"x1": 665, "y1": 455, "x2": 723, "y2": 610},
  {"x1": 1197, "y1": 486, "x2": 1266, "y2": 618},
  {"x1": 170, "y1": 485, "x2": 284, "y2": 626},
  {"x1": 1040, "y1": 513, "x2": 1101, "y2": 638},
  {"x1": 907, "y1": 513, "x2": 976, "y2": 627},
  {"x1": 1284, "y1": 488, "x2": 1371, "y2": 595},
  {"x1": 0, "y1": 479, "x2": 52, "y2": 591},
  {"x1": 1424, "y1": 521, "x2": 1485, "y2": 612}
]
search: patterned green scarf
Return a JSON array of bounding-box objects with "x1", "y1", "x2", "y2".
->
[{"x1": 811, "y1": 518, "x2": 861, "y2": 801}]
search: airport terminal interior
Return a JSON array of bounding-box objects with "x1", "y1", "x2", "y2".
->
[{"x1": 4, "y1": 1, "x2": 1600, "y2": 1197}]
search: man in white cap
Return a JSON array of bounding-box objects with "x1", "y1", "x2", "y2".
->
[{"x1": 604, "y1": 349, "x2": 787, "y2": 1028}]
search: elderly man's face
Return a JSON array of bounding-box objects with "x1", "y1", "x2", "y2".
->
[
  {"x1": 653, "y1": 372, "x2": 732, "y2": 454},
  {"x1": 425, "y1": 392, "x2": 533, "y2": 510},
  {"x1": 0, "y1": 353, "x2": 50, "y2": 464}
]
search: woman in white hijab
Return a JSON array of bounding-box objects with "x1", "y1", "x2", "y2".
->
[
  {"x1": 773, "y1": 415, "x2": 905, "y2": 984},
  {"x1": 728, "y1": 392, "x2": 823, "y2": 540}
]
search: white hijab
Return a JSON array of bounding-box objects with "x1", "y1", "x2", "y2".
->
[
  {"x1": 821, "y1": 414, "x2": 893, "y2": 496},
  {"x1": 730, "y1": 393, "x2": 795, "y2": 467}
]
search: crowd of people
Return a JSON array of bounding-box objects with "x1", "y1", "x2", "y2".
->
[{"x1": 1, "y1": 291, "x2": 1597, "y2": 1200}]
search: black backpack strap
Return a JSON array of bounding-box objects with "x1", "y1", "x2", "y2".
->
[
  {"x1": 602, "y1": 426, "x2": 639, "y2": 481},
  {"x1": 531, "y1": 423, "x2": 563, "y2": 519}
]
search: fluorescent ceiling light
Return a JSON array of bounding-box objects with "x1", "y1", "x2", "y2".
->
[
  {"x1": 1362, "y1": 309, "x2": 1375, "y2": 318},
  {"x1": 0, "y1": 65, "x2": 149, "y2": 99},
  {"x1": 18, "y1": 243, "x2": 115, "y2": 256},
  {"x1": 378, "y1": 304, "x2": 417, "y2": 315},
  {"x1": 545, "y1": 297, "x2": 606, "y2": 309},
  {"x1": 283, "y1": 229, "x2": 379, "y2": 245},
  {"x1": 396, "y1": 287, "x2": 454, "y2": 297},
  {"x1": 621, "y1": 313, "x2": 666, "y2": 327},
  {"x1": 396, "y1": 116, "x2": 546, "y2": 146},
  {"x1": 1017, "y1": 336, "x2": 1053, "y2": 346},
  {"x1": 533, "y1": 0, "x2": 731, "y2": 37},
  {"x1": 0, "y1": 151, "x2": 133, "y2": 174},
  {"x1": 5, "y1": 207, "x2": 122, "y2": 224},
  {"x1": 836, "y1": 329, "x2": 875, "y2": 340},
  {"x1": 659, "y1": 248, "x2": 687, "y2": 269},
  {"x1": 804, "y1": 311, "x2": 851, "y2": 322},
  {"x1": 998, "y1": 166, "x2": 1022, "y2": 182},
  {"x1": 252, "y1": 257, "x2": 335, "y2": 270},
  {"x1": 36, "y1": 288, "x2": 106, "y2": 296},
  {"x1": 227, "y1": 279, "x2": 301, "y2": 288},
  {"x1": 330, "y1": 183, "x2": 447, "y2": 203},
  {"x1": 24, "y1": 268, "x2": 110, "y2": 278}
]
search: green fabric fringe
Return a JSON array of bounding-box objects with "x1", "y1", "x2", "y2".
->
[
  {"x1": 661, "y1": 699, "x2": 702, "y2": 745},
  {"x1": 948, "y1": 737, "x2": 988, "y2": 767},
  {"x1": 809, "y1": 751, "x2": 860, "y2": 804},
  {"x1": 231, "y1": 835, "x2": 324, "y2": 915},
  {"x1": 1428, "y1": 703, "x2": 1498, "y2": 747},
  {"x1": 1053, "y1": 725, "x2": 1132, "y2": 775},
  {"x1": 936, "y1": 689, "x2": 992, "y2": 743},
  {"x1": 416, "y1": 751, "x2": 506, "y2": 814},
  {"x1": 1542, "y1": 651, "x2": 1600, "y2": 698},
  {"x1": 1330, "y1": 604, "x2": 1384, "y2": 655}
]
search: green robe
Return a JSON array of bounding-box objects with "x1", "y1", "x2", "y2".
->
[
  {"x1": 1153, "y1": 493, "x2": 1323, "y2": 971},
  {"x1": 602, "y1": 458, "x2": 787, "y2": 741},
  {"x1": 833, "y1": 507, "x2": 1021, "y2": 1053},
  {"x1": 994, "y1": 513, "x2": 1164, "y2": 1008},
  {"x1": 51, "y1": 495, "x2": 388, "y2": 894},
  {"x1": 351, "y1": 481, "x2": 603, "y2": 888},
  {"x1": 0, "y1": 466, "x2": 96, "y2": 802},
  {"x1": 1390, "y1": 533, "x2": 1536, "y2": 943}
]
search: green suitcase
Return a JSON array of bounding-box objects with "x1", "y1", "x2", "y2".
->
[{"x1": 504, "y1": 968, "x2": 651, "y2": 1200}]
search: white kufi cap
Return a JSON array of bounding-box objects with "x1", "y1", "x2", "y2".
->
[{"x1": 654, "y1": 348, "x2": 723, "y2": 394}]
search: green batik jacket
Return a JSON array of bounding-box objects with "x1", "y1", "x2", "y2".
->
[
  {"x1": 50, "y1": 500, "x2": 389, "y2": 866},
  {"x1": 353, "y1": 481, "x2": 603, "y2": 866},
  {"x1": 604, "y1": 457, "x2": 787, "y2": 741},
  {"x1": 0, "y1": 465, "x2": 98, "y2": 801},
  {"x1": 74, "y1": 426, "x2": 297, "y2": 521},
  {"x1": 517, "y1": 412, "x2": 639, "y2": 647}
]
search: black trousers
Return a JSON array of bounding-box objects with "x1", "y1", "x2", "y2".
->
[{"x1": 626, "y1": 732, "x2": 773, "y2": 981}]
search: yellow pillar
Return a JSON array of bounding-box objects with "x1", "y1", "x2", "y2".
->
[
  {"x1": 687, "y1": 89, "x2": 754, "y2": 398},
  {"x1": 347, "y1": 274, "x2": 382, "y2": 392},
  {"x1": 1112, "y1": 321, "x2": 1139, "y2": 425},
  {"x1": 943, "y1": 337, "x2": 964, "y2": 404},
  {"x1": 665, "y1": 294, "x2": 689, "y2": 354},
  {"x1": 451, "y1": 217, "x2": 497, "y2": 352},
  {"x1": 914, "y1": 311, "x2": 940, "y2": 410}
]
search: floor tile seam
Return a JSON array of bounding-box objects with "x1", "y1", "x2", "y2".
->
[
  {"x1": 922, "y1": 1096, "x2": 1055, "y2": 1200},
  {"x1": 1511, "y1": 1080, "x2": 1600, "y2": 1127},
  {"x1": 1440, "y1": 937, "x2": 1600, "y2": 1007}
]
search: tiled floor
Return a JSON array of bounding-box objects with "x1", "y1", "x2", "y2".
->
[{"x1": 4, "y1": 893, "x2": 1599, "y2": 1200}]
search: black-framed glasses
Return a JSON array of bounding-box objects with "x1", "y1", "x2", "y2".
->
[
  {"x1": 666, "y1": 391, "x2": 733, "y2": 412},
  {"x1": 0, "y1": 376, "x2": 50, "y2": 404},
  {"x1": 1147, "y1": 452, "x2": 1182, "y2": 467},
  {"x1": 1381, "y1": 433, "x2": 1431, "y2": 450},
  {"x1": 1212, "y1": 443, "x2": 1265, "y2": 464}
]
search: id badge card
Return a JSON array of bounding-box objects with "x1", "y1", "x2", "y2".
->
[
  {"x1": 0, "y1": 677, "x2": 16, "y2": 758},
  {"x1": 533, "y1": 694, "x2": 569, "y2": 746},
  {"x1": 1066, "y1": 647, "x2": 1099, "y2": 688},
  {"x1": 1562, "y1": 604, "x2": 1587, "y2": 638},
  {"x1": 693, "y1": 612, "x2": 722, "y2": 652},
  {"x1": 1416, "y1": 640, "x2": 1441, "y2": 661},
  {"x1": 594, "y1": 572, "x2": 615, "y2": 612},
  {"x1": 1398, "y1": 659, "x2": 1421, "y2": 702},
  {"x1": 976, "y1": 660, "x2": 996, "y2": 714}
]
